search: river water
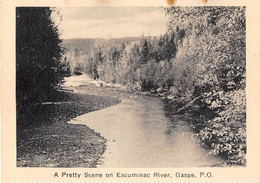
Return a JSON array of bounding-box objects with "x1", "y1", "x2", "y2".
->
[{"x1": 65, "y1": 75, "x2": 224, "y2": 167}]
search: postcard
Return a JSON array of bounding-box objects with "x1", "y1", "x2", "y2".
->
[{"x1": 1, "y1": 0, "x2": 260, "y2": 182}]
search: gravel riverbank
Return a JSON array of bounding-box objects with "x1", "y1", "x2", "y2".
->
[{"x1": 17, "y1": 91, "x2": 120, "y2": 167}]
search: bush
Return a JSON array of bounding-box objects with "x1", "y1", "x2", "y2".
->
[{"x1": 198, "y1": 89, "x2": 246, "y2": 165}]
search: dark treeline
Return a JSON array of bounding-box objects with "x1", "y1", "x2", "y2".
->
[
  {"x1": 63, "y1": 7, "x2": 246, "y2": 165},
  {"x1": 16, "y1": 8, "x2": 66, "y2": 125}
]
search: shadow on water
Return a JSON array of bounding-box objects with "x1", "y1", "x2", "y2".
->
[
  {"x1": 161, "y1": 98, "x2": 227, "y2": 167},
  {"x1": 162, "y1": 101, "x2": 190, "y2": 135}
]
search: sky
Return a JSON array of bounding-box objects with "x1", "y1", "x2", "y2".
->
[{"x1": 53, "y1": 7, "x2": 168, "y2": 39}]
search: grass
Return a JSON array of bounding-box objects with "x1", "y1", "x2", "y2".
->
[{"x1": 17, "y1": 91, "x2": 120, "y2": 167}]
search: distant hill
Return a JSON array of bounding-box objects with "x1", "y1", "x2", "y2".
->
[
  {"x1": 62, "y1": 37, "x2": 151, "y2": 54},
  {"x1": 62, "y1": 38, "x2": 96, "y2": 53}
]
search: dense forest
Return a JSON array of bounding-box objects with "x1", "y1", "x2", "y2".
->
[{"x1": 62, "y1": 7, "x2": 246, "y2": 165}]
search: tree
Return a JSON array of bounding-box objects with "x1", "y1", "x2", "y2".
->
[
  {"x1": 16, "y1": 7, "x2": 64, "y2": 106},
  {"x1": 153, "y1": 32, "x2": 177, "y2": 62},
  {"x1": 140, "y1": 39, "x2": 150, "y2": 65}
]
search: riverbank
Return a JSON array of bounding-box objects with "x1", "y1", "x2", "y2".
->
[{"x1": 17, "y1": 91, "x2": 120, "y2": 167}]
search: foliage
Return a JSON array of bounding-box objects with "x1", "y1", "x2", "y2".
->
[
  {"x1": 140, "y1": 39, "x2": 150, "y2": 65},
  {"x1": 16, "y1": 7, "x2": 65, "y2": 106},
  {"x1": 165, "y1": 6, "x2": 246, "y2": 165},
  {"x1": 199, "y1": 89, "x2": 246, "y2": 165}
]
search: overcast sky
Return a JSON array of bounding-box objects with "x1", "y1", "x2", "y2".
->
[{"x1": 53, "y1": 7, "x2": 168, "y2": 39}]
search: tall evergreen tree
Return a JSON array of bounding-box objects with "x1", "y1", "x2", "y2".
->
[
  {"x1": 140, "y1": 39, "x2": 150, "y2": 65},
  {"x1": 16, "y1": 7, "x2": 64, "y2": 106}
]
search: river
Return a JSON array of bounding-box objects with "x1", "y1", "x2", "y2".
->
[{"x1": 65, "y1": 75, "x2": 224, "y2": 167}]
